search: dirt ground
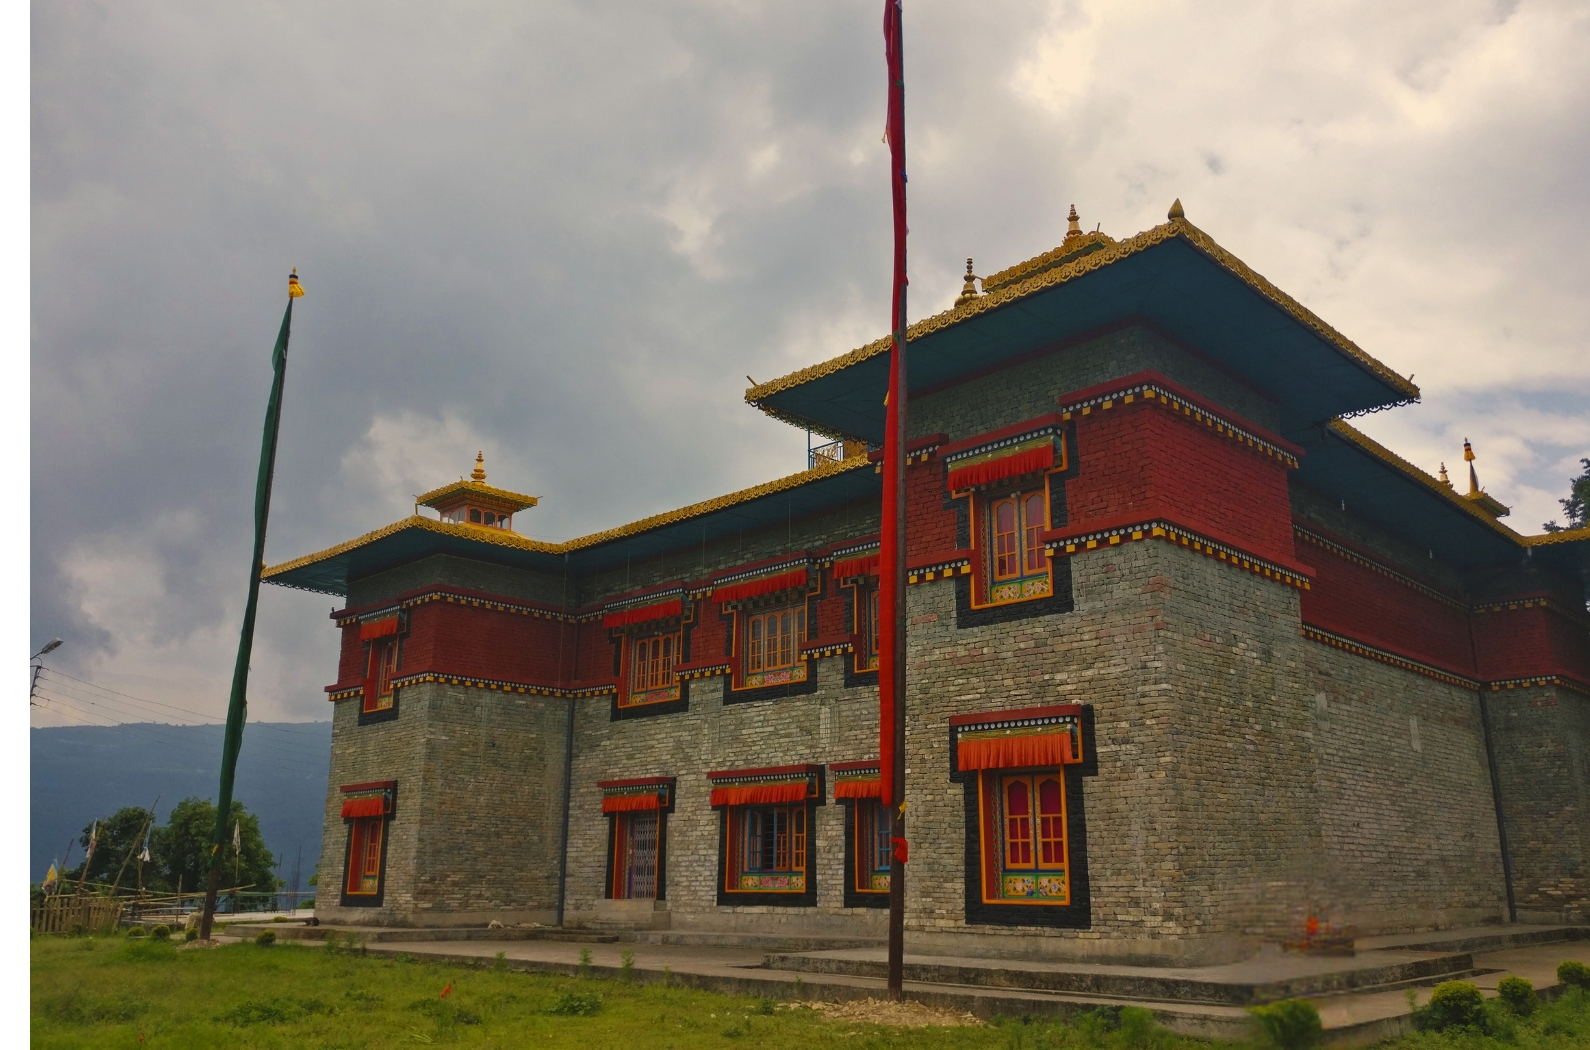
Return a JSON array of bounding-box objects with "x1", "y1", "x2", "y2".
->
[{"x1": 788, "y1": 998, "x2": 985, "y2": 1027}]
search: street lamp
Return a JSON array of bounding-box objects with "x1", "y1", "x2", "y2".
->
[{"x1": 30, "y1": 638, "x2": 63, "y2": 706}]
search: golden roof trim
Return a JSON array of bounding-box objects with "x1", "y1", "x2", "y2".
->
[
  {"x1": 415, "y1": 478, "x2": 540, "y2": 511},
  {"x1": 980, "y1": 230, "x2": 1114, "y2": 291},
  {"x1": 1522, "y1": 525, "x2": 1590, "y2": 548},
  {"x1": 263, "y1": 453, "x2": 873, "y2": 580},
  {"x1": 744, "y1": 218, "x2": 1419, "y2": 411},
  {"x1": 1326, "y1": 420, "x2": 1526, "y2": 544}
]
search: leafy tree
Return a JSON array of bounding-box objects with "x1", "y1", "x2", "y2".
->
[
  {"x1": 64, "y1": 806, "x2": 157, "y2": 888},
  {"x1": 151, "y1": 797, "x2": 277, "y2": 902},
  {"x1": 1543, "y1": 457, "x2": 1589, "y2": 532}
]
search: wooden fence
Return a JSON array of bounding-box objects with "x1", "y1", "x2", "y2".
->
[{"x1": 31, "y1": 896, "x2": 124, "y2": 934}]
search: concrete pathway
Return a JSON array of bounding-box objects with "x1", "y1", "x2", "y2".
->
[{"x1": 334, "y1": 932, "x2": 1587, "y2": 1047}]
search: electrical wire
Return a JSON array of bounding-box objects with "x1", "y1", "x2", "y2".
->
[{"x1": 39, "y1": 669, "x2": 329, "y2": 736}]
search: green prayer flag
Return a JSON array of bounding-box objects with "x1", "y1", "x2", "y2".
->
[{"x1": 207, "y1": 296, "x2": 294, "y2": 871}]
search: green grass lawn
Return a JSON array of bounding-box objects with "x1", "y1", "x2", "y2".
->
[{"x1": 28, "y1": 932, "x2": 1590, "y2": 1050}]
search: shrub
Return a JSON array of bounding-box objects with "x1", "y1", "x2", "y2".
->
[
  {"x1": 271, "y1": 915, "x2": 287, "y2": 923},
  {"x1": 185, "y1": 929, "x2": 198, "y2": 942},
  {"x1": 620, "y1": 946, "x2": 635, "y2": 982},
  {"x1": 547, "y1": 990, "x2": 603, "y2": 1016},
  {"x1": 255, "y1": 930, "x2": 276, "y2": 946},
  {"x1": 577, "y1": 946, "x2": 592, "y2": 979},
  {"x1": 150, "y1": 925, "x2": 171, "y2": 941},
  {"x1": 1250, "y1": 998, "x2": 1323, "y2": 1049},
  {"x1": 1415, "y1": 981, "x2": 1487, "y2": 1032},
  {"x1": 126, "y1": 926, "x2": 146, "y2": 939},
  {"x1": 1117, "y1": 1006, "x2": 1169, "y2": 1048},
  {"x1": 1498, "y1": 975, "x2": 1537, "y2": 1015},
  {"x1": 68, "y1": 923, "x2": 86, "y2": 937},
  {"x1": 494, "y1": 950, "x2": 507, "y2": 972},
  {"x1": 1560, "y1": 960, "x2": 1590, "y2": 990}
]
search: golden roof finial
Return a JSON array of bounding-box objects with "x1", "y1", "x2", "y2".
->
[
  {"x1": 287, "y1": 267, "x2": 304, "y2": 298},
  {"x1": 1064, "y1": 204, "x2": 1082, "y2": 241},
  {"x1": 954, "y1": 257, "x2": 981, "y2": 308},
  {"x1": 1168, "y1": 198, "x2": 1185, "y2": 221},
  {"x1": 1463, "y1": 438, "x2": 1478, "y2": 495},
  {"x1": 472, "y1": 451, "x2": 487, "y2": 483},
  {"x1": 1438, "y1": 463, "x2": 1452, "y2": 488}
]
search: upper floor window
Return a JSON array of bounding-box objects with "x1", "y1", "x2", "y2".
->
[
  {"x1": 992, "y1": 492, "x2": 1046, "y2": 580},
  {"x1": 364, "y1": 638, "x2": 398, "y2": 713},
  {"x1": 439, "y1": 504, "x2": 513, "y2": 529},
  {"x1": 747, "y1": 607, "x2": 805, "y2": 674},
  {"x1": 633, "y1": 633, "x2": 678, "y2": 691},
  {"x1": 980, "y1": 486, "x2": 1053, "y2": 606}
]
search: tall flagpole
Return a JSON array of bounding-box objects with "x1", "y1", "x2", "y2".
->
[
  {"x1": 199, "y1": 269, "x2": 304, "y2": 940},
  {"x1": 881, "y1": 0, "x2": 909, "y2": 1000}
]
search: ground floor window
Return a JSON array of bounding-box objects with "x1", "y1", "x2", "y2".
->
[
  {"x1": 611, "y1": 811, "x2": 660, "y2": 899},
  {"x1": 854, "y1": 798, "x2": 892, "y2": 894},
  {"x1": 976, "y1": 769, "x2": 1070, "y2": 904},
  {"x1": 728, "y1": 804, "x2": 806, "y2": 893},
  {"x1": 345, "y1": 817, "x2": 384, "y2": 897}
]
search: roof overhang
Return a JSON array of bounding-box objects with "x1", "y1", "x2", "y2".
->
[
  {"x1": 263, "y1": 454, "x2": 879, "y2": 597},
  {"x1": 746, "y1": 219, "x2": 1419, "y2": 445},
  {"x1": 1295, "y1": 421, "x2": 1528, "y2": 568}
]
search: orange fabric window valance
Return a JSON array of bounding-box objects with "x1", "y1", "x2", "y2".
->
[
  {"x1": 833, "y1": 554, "x2": 880, "y2": 579},
  {"x1": 709, "y1": 781, "x2": 809, "y2": 807},
  {"x1": 946, "y1": 444, "x2": 1055, "y2": 491},
  {"x1": 359, "y1": 617, "x2": 400, "y2": 641},
  {"x1": 341, "y1": 796, "x2": 387, "y2": 819},
  {"x1": 602, "y1": 793, "x2": 662, "y2": 813},
  {"x1": 957, "y1": 731, "x2": 1074, "y2": 772},
  {"x1": 602, "y1": 598, "x2": 683, "y2": 629},
  {"x1": 834, "y1": 778, "x2": 882, "y2": 799},
  {"x1": 713, "y1": 569, "x2": 807, "y2": 604}
]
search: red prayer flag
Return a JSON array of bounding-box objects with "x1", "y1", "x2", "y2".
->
[
  {"x1": 440, "y1": 983, "x2": 452, "y2": 998},
  {"x1": 879, "y1": 0, "x2": 907, "y2": 810}
]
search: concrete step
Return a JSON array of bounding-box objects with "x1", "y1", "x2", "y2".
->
[
  {"x1": 1362, "y1": 924, "x2": 1589, "y2": 955},
  {"x1": 761, "y1": 950, "x2": 1481, "y2": 1006},
  {"x1": 228, "y1": 923, "x2": 619, "y2": 945},
  {"x1": 627, "y1": 931, "x2": 889, "y2": 952}
]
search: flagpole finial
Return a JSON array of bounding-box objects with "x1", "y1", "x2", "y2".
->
[
  {"x1": 1065, "y1": 204, "x2": 1082, "y2": 241},
  {"x1": 288, "y1": 268, "x2": 305, "y2": 298},
  {"x1": 472, "y1": 451, "x2": 487, "y2": 482},
  {"x1": 954, "y1": 257, "x2": 981, "y2": 308},
  {"x1": 1167, "y1": 198, "x2": 1186, "y2": 221}
]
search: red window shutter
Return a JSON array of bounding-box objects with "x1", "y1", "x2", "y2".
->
[
  {"x1": 602, "y1": 793, "x2": 662, "y2": 813},
  {"x1": 602, "y1": 598, "x2": 684, "y2": 629},
  {"x1": 834, "y1": 779, "x2": 883, "y2": 799},
  {"x1": 957, "y1": 731, "x2": 1075, "y2": 772},
  {"x1": 947, "y1": 443, "x2": 1055, "y2": 491},
  {"x1": 708, "y1": 781, "x2": 810, "y2": 807},
  {"x1": 712, "y1": 569, "x2": 807, "y2": 604},
  {"x1": 341, "y1": 796, "x2": 387, "y2": 819},
  {"x1": 359, "y1": 617, "x2": 400, "y2": 641},
  {"x1": 833, "y1": 554, "x2": 880, "y2": 579}
]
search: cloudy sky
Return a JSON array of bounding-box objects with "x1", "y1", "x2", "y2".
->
[{"x1": 30, "y1": 0, "x2": 1590, "y2": 726}]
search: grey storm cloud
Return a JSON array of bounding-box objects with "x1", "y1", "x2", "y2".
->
[{"x1": 31, "y1": 0, "x2": 1590, "y2": 723}]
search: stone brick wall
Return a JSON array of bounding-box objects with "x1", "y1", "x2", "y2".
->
[
  {"x1": 316, "y1": 680, "x2": 571, "y2": 926},
  {"x1": 1487, "y1": 683, "x2": 1590, "y2": 922},
  {"x1": 911, "y1": 323, "x2": 1282, "y2": 443},
  {"x1": 564, "y1": 656, "x2": 889, "y2": 936},
  {"x1": 1302, "y1": 642, "x2": 1508, "y2": 932}
]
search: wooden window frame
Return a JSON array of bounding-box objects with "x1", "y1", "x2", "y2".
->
[
  {"x1": 724, "y1": 803, "x2": 808, "y2": 894},
  {"x1": 338, "y1": 782, "x2": 396, "y2": 908},
  {"x1": 976, "y1": 769, "x2": 1070, "y2": 905},
  {"x1": 621, "y1": 629, "x2": 682, "y2": 709},
  {"x1": 363, "y1": 637, "x2": 399, "y2": 714},
  {"x1": 854, "y1": 797, "x2": 892, "y2": 895},
  {"x1": 610, "y1": 810, "x2": 663, "y2": 900},
  {"x1": 731, "y1": 598, "x2": 811, "y2": 693},
  {"x1": 973, "y1": 483, "x2": 1055, "y2": 609}
]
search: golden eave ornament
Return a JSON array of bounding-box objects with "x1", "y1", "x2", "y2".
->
[{"x1": 1462, "y1": 438, "x2": 1510, "y2": 519}]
